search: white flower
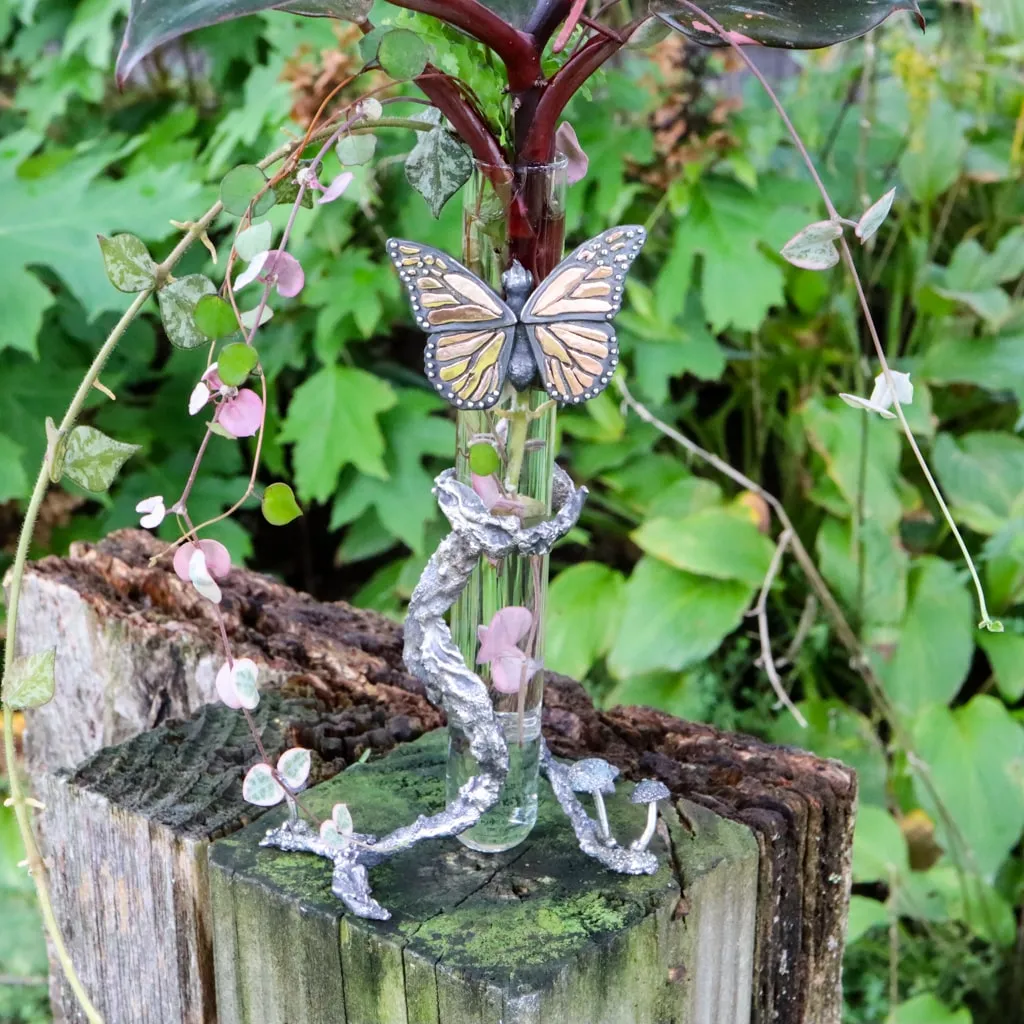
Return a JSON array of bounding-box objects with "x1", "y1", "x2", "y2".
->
[
  {"x1": 234, "y1": 249, "x2": 268, "y2": 291},
  {"x1": 135, "y1": 495, "x2": 166, "y2": 529},
  {"x1": 839, "y1": 371, "x2": 913, "y2": 419},
  {"x1": 189, "y1": 381, "x2": 210, "y2": 416},
  {"x1": 188, "y1": 548, "x2": 222, "y2": 604}
]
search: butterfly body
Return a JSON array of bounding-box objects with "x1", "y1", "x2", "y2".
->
[{"x1": 388, "y1": 226, "x2": 646, "y2": 409}]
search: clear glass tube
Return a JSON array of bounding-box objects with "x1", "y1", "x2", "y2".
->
[{"x1": 446, "y1": 158, "x2": 568, "y2": 853}]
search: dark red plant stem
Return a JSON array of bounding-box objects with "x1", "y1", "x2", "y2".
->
[
  {"x1": 526, "y1": 0, "x2": 572, "y2": 46},
  {"x1": 520, "y1": 32, "x2": 623, "y2": 162},
  {"x1": 387, "y1": 0, "x2": 541, "y2": 91},
  {"x1": 415, "y1": 68, "x2": 508, "y2": 168}
]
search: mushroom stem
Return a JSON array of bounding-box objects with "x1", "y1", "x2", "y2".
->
[
  {"x1": 635, "y1": 803, "x2": 658, "y2": 852},
  {"x1": 593, "y1": 791, "x2": 611, "y2": 841}
]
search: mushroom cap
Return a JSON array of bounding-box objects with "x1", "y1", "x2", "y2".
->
[
  {"x1": 566, "y1": 757, "x2": 619, "y2": 794},
  {"x1": 631, "y1": 779, "x2": 670, "y2": 804}
]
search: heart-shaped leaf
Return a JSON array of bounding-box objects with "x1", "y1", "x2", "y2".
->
[
  {"x1": 405, "y1": 109, "x2": 473, "y2": 219},
  {"x1": 158, "y1": 274, "x2": 217, "y2": 350},
  {"x1": 2, "y1": 649, "x2": 56, "y2": 710},
  {"x1": 377, "y1": 28, "x2": 429, "y2": 80},
  {"x1": 262, "y1": 482, "x2": 303, "y2": 526},
  {"x1": 194, "y1": 296, "x2": 239, "y2": 340},
  {"x1": 220, "y1": 165, "x2": 275, "y2": 218},
  {"x1": 98, "y1": 234, "x2": 158, "y2": 293},
  {"x1": 277, "y1": 747, "x2": 311, "y2": 790},
  {"x1": 117, "y1": 0, "x2": 372, "y2": 82},
  {"x1": 242, "y1": 763, "x2": 285, "y2": 807},
  {"x1": 781, "y1": 220, "x2": 843, "y2": 271},
  {"x1": 217, "y1": 341, "x2": 259, "y2": 385},
  {"x1": 62, "y1": 426, "x2": 140, "y2": 493},
  {"x1": 336, "y1": 133, "x2": 378, "y2": 167},
  {"x1": 653, "y1": 1, "x2": 924, "y2": 50}
]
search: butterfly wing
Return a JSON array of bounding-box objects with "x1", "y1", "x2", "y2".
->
[
  {"x1": 520, "y1": 226, "x2": 646, "y2": 405},
  {"x1": 387, "y1": 238, "x2": 516, "y2": 409}
]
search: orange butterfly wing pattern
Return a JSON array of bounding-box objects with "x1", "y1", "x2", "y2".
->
[
  {"x1": 387, "y1": 239, "x2": 516, "y2": 410},
  {"x1": 521, "y1": 226, "x2": 646, "y2": 405}
]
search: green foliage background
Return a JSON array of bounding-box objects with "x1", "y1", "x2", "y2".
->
[{"x1": 1, "y1": 1, "x2": 1023, "y2": 1021}]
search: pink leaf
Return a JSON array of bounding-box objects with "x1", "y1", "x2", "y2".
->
[
  {"x1": 319, "y1": 171, "x2": 354, "y2": 204},
  {"x1": 217, "y1": 389, "x2": 264, "y2": 438},
  {"x1": 262, "y1": 250, "x2": 305, "y2": 298},
  {"x1": 215, "y1": 662, "x2": 242, "y2": 709},
  {"x1": 555, "y1": 122, "x2": 589, "y2": 185},
  {"x1": 477, "y1": 606, "x2": 532, "y2": 664}
]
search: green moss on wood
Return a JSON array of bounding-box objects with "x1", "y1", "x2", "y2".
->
[{"x1": 210, "y1": 729, "x2": 758, "y2": 1024}]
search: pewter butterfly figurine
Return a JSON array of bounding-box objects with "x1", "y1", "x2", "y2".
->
[{"x1": 388, "y1": 226, "x2": 647, "y2": 409}]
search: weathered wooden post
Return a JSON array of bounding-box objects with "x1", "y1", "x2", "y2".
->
[{"x1": 14, "y1": 532, "x2": 857, "y2": 1024}]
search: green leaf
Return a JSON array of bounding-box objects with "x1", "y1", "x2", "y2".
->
[
  {"x1": 157, "y1": 274, "x2": 217, "y2": 350},
  {"x1": 193, "y1": 296, "x2": 238, "y2": 340},
  {"x1": 879, "y1": 557, "x2": 973, "y2": 717},
  {"x1": 547, "y1": 563, "x2": 626, "y2": 679},
  {"x1": 118, "y1": 0, "x2": 373, "y2": 80},
  {"x1": 932, "y1": 431, "x2": 1024, "y2": 535},
  {"x1": 632, "y1": 508, "x2": 775, "y2": 586},
  {"x1": 377, "y1": 28, "x2": 429, "y2": 80},
  {"x1": 779, "y1": 220, "x2": 841, "y2": 271},
  {"x1": 217, "y1": 341, "x2": 259, "y2": 385},
  {"x1": 816, "y1": 517, "x2": 908, "y2": 629},
  {"x1": 235, "y1": 221, "x2": 272, "y2": 262},
  {"x1": 469, "y1": 443, "x2": 500, "y2": 477},
  {"x1": 280, "y1": 366, "x2": 397, "y2": 504},
  {"x1": 336, "y1": 133, "x2": 378, "y2": 167},
  {"x1": 845, "y1": 896, "x2": 888, "y2": 944},
  {"x1": 899, "y1": 100, "x2": 967, "y2": 203},
  {"x1": 852, "y1": 805, "x2": 908, "y2": 884},
  {"x1": 62, "y1": 425, "x2": 140, "y2": 493},
  {"x1": 607, "y1": 557, "x2": 754, "y2": 679},
  {"x1": 405, "y1": 109, "x2": 473, "y2": 219},
  {"x1": 887, "y1": 995, "x2": 971, "y2": 1024},
  {"x1": 2, "y1": 649, "x2": 56, "y2": 710},
  {"x1": 922, "y1": 330, "x2": 1024, "y2": 406},
  {"x1": 656, "y1": 0, "x2": 923, "y2": 49},
  {"x1": 801, "y1": 397, "x2": 904, "y2": 531},
  {"x1": 220, "y1": 164, "x2": 275, "y2": 217},
  {"x1": 894, "y1": 865, "x2": 1016, "y2": 946},
  {"x1": 329, "y1": 390, "x2": 453, "y2": 553},
  {"x1": 98, "y1": 233, "x2": 158, "y2": 292},
  {"x1": 262, "y1": 482, "x2": 302, "y2": 526},
  {"x1": 912, "y1": 696, "x2": 1024, "y2": 880},
  {"x1": 0, "y1": 433, "x2": 30, "y2": 502},
  {"x1": 978, "y1": 630, "x2": 1024, "y2": 703},
  {"x1": 0, "y1": 129, "x2": 206, "y2": 333}
]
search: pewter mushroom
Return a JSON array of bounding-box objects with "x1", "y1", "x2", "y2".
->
[
  {"x1": 630, "y1": 779, "x2": 670, "y2": 852},
  {"x1": 566, "y1": 758, "x2": 620, "y2": 841}
]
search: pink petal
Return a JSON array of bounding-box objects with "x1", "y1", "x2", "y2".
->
[
  {"x1": 319, "y1": 171, "x2": 354, "y2": 204},
  {"x1": 202, "y1": 363, "x2": 223, "y2": 389},
  {"x1": 261, "y1": 250, "x2": 305, "y2": 298},
  {"x1": 477, "y1": 606, "x2": 532, "y2": 664},
  {"x1": 173, "y1": 540, "x2": 232, "y2": 582},
  {"x1": 555, "y1": 122, "x2": 589, "y2": 186},
  {"x1": 471, "y1": 473, "x2": 502, "y2": 511},
  {"x1": 217, "y1": 389, "x2": 264, "y2": 438},
  {"x1": 490, "y1": 652, "x2": 540, "y2": 694},
  {"x1": 215, "y1": 662, "x2": 242, "y2": 709}
]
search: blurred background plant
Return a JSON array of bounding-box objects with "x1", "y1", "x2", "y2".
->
[{"x1": 1, "y1": 0, "x2": 1023, "y2": 1021}]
